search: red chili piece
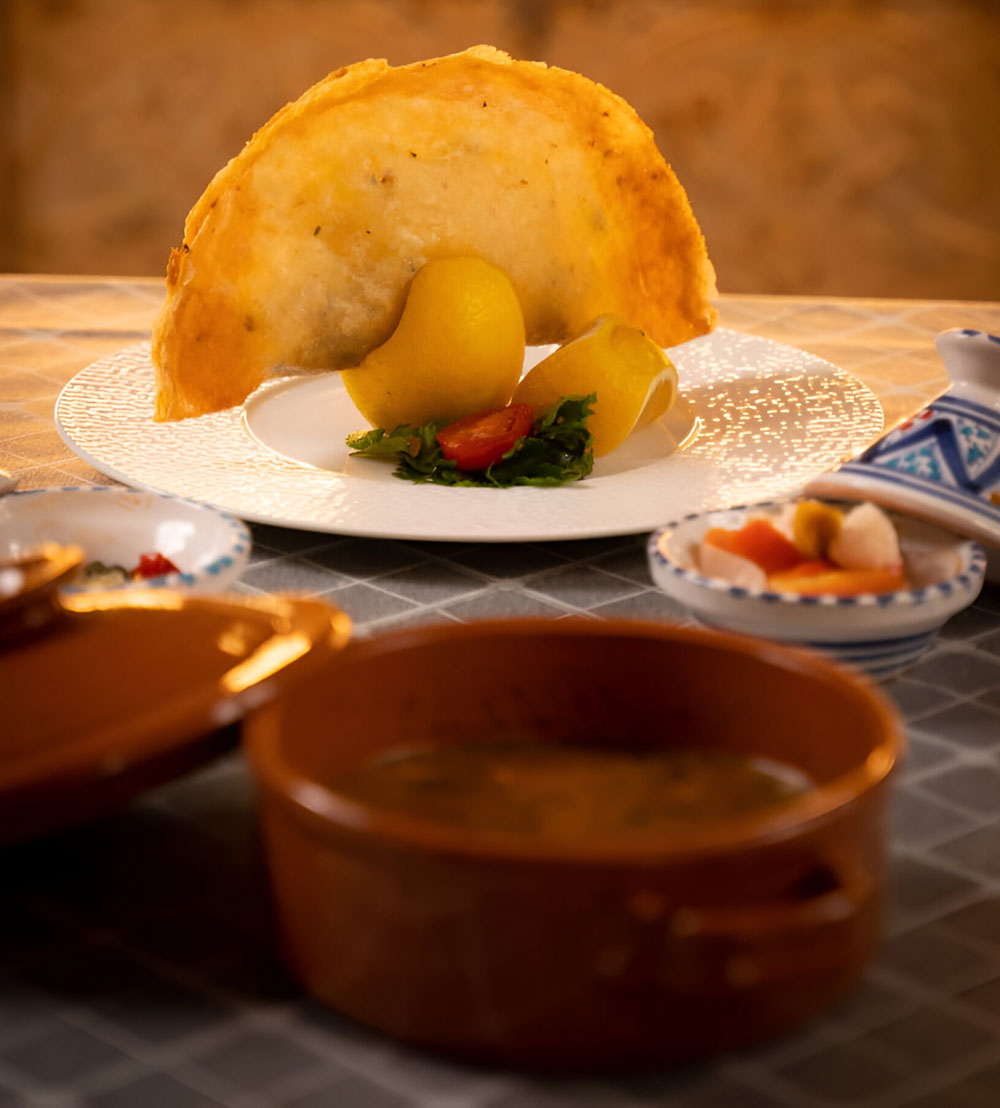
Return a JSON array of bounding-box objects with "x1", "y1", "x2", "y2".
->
[
  {"x1": 436, "y1": 404, "x2": 534, "y2": 471},
  {"x1": 132, "y1": 552, "x2": 181, "y2": 579}
]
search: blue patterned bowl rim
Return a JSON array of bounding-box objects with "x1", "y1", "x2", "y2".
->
[
  {"x1": 648, "y1": 500, "x2": 987, "y2": 608},
  {"x1": 4, "y1": 486, "x2": 251, "y2": 588}
]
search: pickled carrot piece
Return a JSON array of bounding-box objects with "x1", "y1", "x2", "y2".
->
[
  {"x1": 770, "y1": 559, "x2": 838, "y2": 579},
  {"x1": 703, "y1": 519, "x2": 804, "y2": 575},
  {"x1": 767, "y1": 565, "x2": 908, "y2": 596}
]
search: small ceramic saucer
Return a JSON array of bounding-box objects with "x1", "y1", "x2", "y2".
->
[
  {"x1": 647, "y1": 501, "x2": 985, "y2": 681},
  {"x1": 807, "y1": 329, "x2": 1000, "y2": 581},
  {"x1": 0, "y1": 486, "x2": 251, "y2": 592}
]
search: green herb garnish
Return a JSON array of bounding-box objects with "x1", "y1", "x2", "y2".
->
[{"x1": 345, "y1": 394, "x2": 596, "y2": 487}]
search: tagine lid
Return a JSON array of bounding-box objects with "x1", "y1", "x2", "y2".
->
[
  {"x1": 0, "y1": 557, "x2": 351, "y2": 846},
  {"x1": 807, "y1": 329, "x2": 1000, "y2": 575}
]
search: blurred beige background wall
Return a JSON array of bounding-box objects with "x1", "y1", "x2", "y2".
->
[{"x1": 1, "y1": 0, "x2": 998, "y2": 299}]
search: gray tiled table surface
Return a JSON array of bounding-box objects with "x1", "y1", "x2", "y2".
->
[{"x1": 3, "y1": 277, "x2": 1000, "y2": 1107}]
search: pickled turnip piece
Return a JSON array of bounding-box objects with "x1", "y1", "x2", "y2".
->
[
  {"x1": 828, "y1": 502, "x2": 902, "y2": 570},
  {"x1": 698, "y1": 541, "x2": 768, "y2": 589},
  {"x1": 896, "y1": 517, "x2": 965, "y2": 587}
]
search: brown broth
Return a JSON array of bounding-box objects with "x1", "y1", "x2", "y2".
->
[{"x1": 332, "y1": 742, "x2": 813, "y2": 839}]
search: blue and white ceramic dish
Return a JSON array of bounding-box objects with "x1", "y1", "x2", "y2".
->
[
  {"x1": 0, "y1": 487, "x2": 251, "y2": 592},
  {"x1": 808, "y1": 328, "x2": 1000, "y2": 582},
  {"x1": 647, "y1": 500, "x2": 986, "y2": 681}
]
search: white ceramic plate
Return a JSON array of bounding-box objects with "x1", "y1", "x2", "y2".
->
[
  {"x1": 54, "y1": 330, "x2": 883, "y2": 543},
  {"x1": 0, "y1": 487, "x2": 251, "y2": 591}
]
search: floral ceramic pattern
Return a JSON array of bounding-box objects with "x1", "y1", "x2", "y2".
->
[{"x1": 854, "y1": 396, "x2": 1000, "y2": 503}]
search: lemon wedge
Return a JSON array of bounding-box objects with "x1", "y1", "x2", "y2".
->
[{"x1": 512, "y1": 315, "x2": 678, "y2": 455}]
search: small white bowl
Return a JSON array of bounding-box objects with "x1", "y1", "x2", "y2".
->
[
  {"x1": 0, "y1": 487, "x2": 251, "y2": 592},
  {"x1": 647, "y1": 500, "x2": 987, "y2": 681}
]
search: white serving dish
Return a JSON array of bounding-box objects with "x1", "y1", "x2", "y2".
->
[
  {"x1": 0, "y1": 486, "x2": 251, "y2": 592},
  {"x1": 647, "y1": 500, "x2": 986, "y2": 681}
]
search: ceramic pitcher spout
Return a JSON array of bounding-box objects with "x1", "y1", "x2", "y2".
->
[{"x1": 934, "y1": 328, "x2": 1000, "y2": 407}]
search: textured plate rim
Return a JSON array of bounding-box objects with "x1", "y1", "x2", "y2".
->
[{"x1": 54, "y1": 330, "x2": 885, "y2": 543}]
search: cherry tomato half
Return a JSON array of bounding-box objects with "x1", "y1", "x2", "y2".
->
[
  {"x1": 436, "y1": 403, "x2": 535, "y2": 471},
  {"x1": 131, "y1": 552, "x2": 181, "y2": 579}
]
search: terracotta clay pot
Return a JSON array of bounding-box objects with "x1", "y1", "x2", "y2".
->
[{"x1": 244, "y1": 618, "x2": 903, "y2": 1071}]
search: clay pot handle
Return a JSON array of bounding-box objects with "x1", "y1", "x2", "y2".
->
[{"x1": 666, "y1": 865, "x2": 875, "y2": 989}]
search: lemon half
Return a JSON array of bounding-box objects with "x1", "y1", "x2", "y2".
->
[{"x1": 341, "y1": 256, "x2": 526, "y2": 430}]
